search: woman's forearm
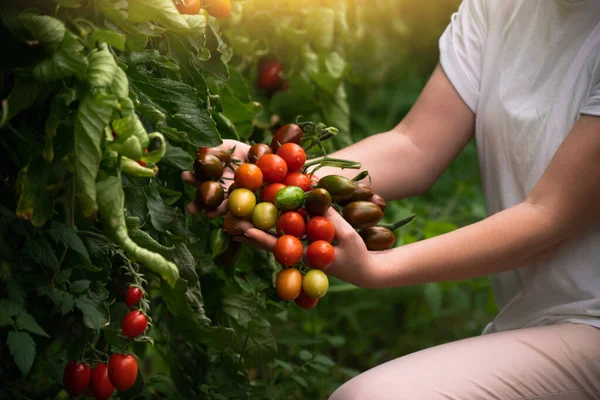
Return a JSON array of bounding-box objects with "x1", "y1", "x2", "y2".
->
[{"x1": 366, "y1": 201, "x2": 567, "y2": 288}]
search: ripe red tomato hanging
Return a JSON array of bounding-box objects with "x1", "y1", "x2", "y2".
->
[
  {"x1": 306, "y1": 240, "x2": 335, "y2": 270},
  {"x1": 282, "y1": 172, "x2": 310, "y2": 192},
  {"x1": 276, "y1": 211, "x2": 306, "y2": 238},
  {"x1": 256, "y1": 154, "x2": 288, "y2": 183},
  {"x1": 276, "y1": 143, "x2": 306, "y2": 171},
  {"x1": 270, "y1": 124, "x2": 304, "y2": 152},
  {"x1": 63, "y1": 361, "x2": 91, "y2": 396},
  {"x1": 204, "y1": 0, "x2": 231, "y2": 18},
  {"x1": 306, "y1": 216, "x2": 336, "y2": 243},
  {"x1": 275, "y1": 268, "x2": 302, "y2": 301},
  {"x1": 258, "y1": 60, "x2": 284, "y2": 92},
  {"x1": 273, "y1": 235, "x2": 303, "y2": 266},
  {"x1": 122, "y1": 310, "x2": 148, "y2": 338},
  {"x1": 295, "y1": 290, "x2": 319, "y2": 309},
  {"x1": 90, "y1": 363, "x2": 115, "y2": 400},
  {"x1": 125, "y1": 286, "x2": 143, "y2": 308},
  {"x1": 108, "y1": 354, "x2": 138, "y2": 391}
]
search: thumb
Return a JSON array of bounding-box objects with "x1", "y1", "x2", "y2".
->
[{"x1": 323, "y1": 207, "x2": 359, "y2": 243}]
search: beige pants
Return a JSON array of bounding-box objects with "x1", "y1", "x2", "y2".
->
[{"x1": 329, "y1": 323, "x2": 600, "y2": 400}]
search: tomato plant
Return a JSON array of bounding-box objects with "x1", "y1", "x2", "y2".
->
[
  {"x1": 108, "y1": 354, "x2": 138, "y2": 391},
  {"x1": 63, "y1": 361, "x2": 91, "y2": 396},
  {"x1": 125, "y1": 286, "x2": 144, "y2": 308},
  {"x1": 122, "y1": 310, "x2": 149, "y2": 338},
  {"x1": 90, "y1": 363, "x2": 116, "y2": 400},
  {"x1": 258, "y1": 59, "x2": 285, "y2": 92},
  {"x1": 295, "y1": 290, "x2": 319, "y2": 309}
]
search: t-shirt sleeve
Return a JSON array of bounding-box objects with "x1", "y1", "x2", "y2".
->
[
  {"x1": 439, "y1": 0, "x2": 489, "y2": 113},
  {"x1": 581, "y1": 78, "x2": 600, "y2": 117}
]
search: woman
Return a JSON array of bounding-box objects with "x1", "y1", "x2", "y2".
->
[{"x1": 183, "y1": 0, "x2": 600, "y2": 398}]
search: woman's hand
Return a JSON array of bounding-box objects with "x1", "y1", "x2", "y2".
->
[
  {"x1": 228, "y1": 207, "x2": 379, "y2": 288},
  {"x1": 181, "y1": 139, "x2": 250, "y2": 218}
]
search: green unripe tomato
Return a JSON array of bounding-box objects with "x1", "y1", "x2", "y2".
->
[
  {"x1": 252, "y1": 202, "x2": 279, "y2": 230},
  {"x1": 228, "y1": 188, "x2": 257, "y2": 217},
  {"x1": 302, "y1": 269, "x2": 329, "y2": 299}
]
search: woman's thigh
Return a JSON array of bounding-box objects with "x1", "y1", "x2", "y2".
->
[{"x1": 329, "y1": 323, "x2": 600, "y2": 400}]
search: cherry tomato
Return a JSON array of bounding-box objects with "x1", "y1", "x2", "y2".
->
[
  {"x1": 261, "y1": 183, "x2": 286, "y2": 204},
  {"x1": 370, "y1": 194, "x2": 387, "y2": 212},
  {"x1": 258, "y1": 60, "x2": 284, "y2": 92},
  {"x1": 198, "y1": 146, "x2": 231, "y2": 166},
  {"x1": 223, "y1": 212, "x2": 250, "y2": 236},
  {"x1": 137, "y1": 160, "x2": 147, "y2": 167},
  {"x1": 196, "y1": 180, "x2": 225, "y2": 211},
  {"x1": 90, "y1": 363, "x2": 115, "y2": 400},
  {"x1": 306, "y1": 240, "x2": 335, "y2": 270},
  {"x1": 194, "y1": 153, "x2": 223, "y2": 181},
  {"x1": 273, "y1": 235, "x2": 303, "y2": 266},
  {"x1": 122, "y1": 310, "x2": 148, "y2": 338},
  {"x1": 276, "y1": 212, "x2": 306, "y2": 238},
  {"x1": 276, "y1": 143, "x2": 306, "y2": 171},
  {"x1": 295, "y1": 290, "x2": 319, "y2": 309},
  {"x1": 63, "y1": 361, "x2": 91, "y2": 396},
  {"x1": 252, "y1": 202, "x2": 279, "y2": 231},
  {"x1": 282, "y1": 172, "x2": 310, "y2": 192},
  {"x1": 108, "y1": 354, "x2": 138, "y2": 391},
  {"x1": 175, "y1": 0, "x2": 200, "y2": 14},
  {"x1": 247, "y1": 143, "x2": 273, "y2": 164},
  {"x1": 302, "y1": 269, "x2": 329, "y2": 299},
  {"x1": 306, "y1": 216, "x2": 336, "y2": 243},
  {"x1": 270, "y1": 124, "x2": 304, "y2": 152},
  {"x1": 204, "y1": 0, "x2": 231, "y2": 18},
  {"x1": 125, "y1": 286, "x2": 143, "y2": 308},
  {"x1": 256, "y1": 154, "x2": 288, "y2": 183},
  {"x1": 228, "y1": 188, "x2": 257, "y2": 217},
  {"x1": 234, "y1": 163, "x2": 263, "y2": 192},
  {"x1": 275, "y1": 268, "x2": 302, "y2": 301}
]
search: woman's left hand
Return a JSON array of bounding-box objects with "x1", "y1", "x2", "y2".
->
[{"x1": 230, "y1": 208, "x2": 378, "y2": 288}]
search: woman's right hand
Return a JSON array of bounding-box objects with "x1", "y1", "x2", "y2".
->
[{"x1": 181, "y1": 139, "x2": 250, "y2": 218}]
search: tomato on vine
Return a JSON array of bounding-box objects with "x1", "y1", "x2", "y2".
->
[
  {"x1": 174, "y1": 0, "x2": 201, "y2": 14},
  {"x1": 63, "y1": 361, "x2": 91, "y2": 396},
  {"x1": 234, "y1": 163, "x2": 263, "y2": 192},
  {"x1": 276, "y1": 143, "x2": 306, "y2": 171},
  {"x1": 270, "y1": 124, "x2": 304, "y2": 152},
  {"x1": 248, "y1": 143, "x2": 273, "y2": 164},
  {"x1": 252, "y1": 202, "x2": 279, "y2": 231},
  {"x1": 261, "y1": 183, "x2": 286, "y2": 204},
  {"x1": 302, "y1": 269, "x2": 329, "y2": 299},
  {"x1": 282, "y1": 172, "x2": 310, "y2": 192},
  {"x1": 204, "y1": 0, "x2": 231, "y2": 19},
  {"x1": 276, "y1": 268, "x2": 302, "y2": 301},
  {"x1": 90, "y1": 363, "x2": 115, "y2": 400},
  {"x1": 295, "y1": 290, "x2": 319, "y2": 309},
  {"x1": 258, "y1": 60, "x2": 284, "y2": 92},
  {"x1": 256, "y1": 154, "x2": 288, "y2": 183},
  {"x1": 273, "y1": 235, "x2": 303, "y2": 266},
  {"x1": 125, "y1": 286, "x2": 143, "y2": 308},
  {"x1": 306, "y1": 240, "x2": 335, "y2": 270},
  {"x1": 122, "y1": 310, "x2": 148, "y2": 338},
  {"x1": 306, "y1": 216, "x2": 336, "y2": 243},
  {"x1": 276, "y1": 211, "x2": 306, "y2": 238},
  {"x1": 108, "y1": 354, "x2": 138, "y2": 391},
  {"x1": 228, "y1": 188, "x2": 257, "y2": 217}
]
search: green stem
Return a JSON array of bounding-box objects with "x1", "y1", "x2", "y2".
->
[
  {"x1": 380, "y1": 215, "x2": 416, "y2": 230},
  {"x1": 0, "y1": 100, "x2": 8, "y2": 130},
  {"x1": 351, "y1": 170, "x2": 369, "y2": 182},
  {"x1": 302, "y1": 157, "x2": 361, "y2": 170}
]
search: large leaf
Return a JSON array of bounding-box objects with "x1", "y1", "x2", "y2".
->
[
  {"x1": 15, "y1": 313, "x2": 50, "y2": 338},
  {"x1": 15, "y1": 158, "x2": 60, "y2": 227},
  {"x1": 22, "y1": 234, "x2": 59, "y2": 271},
  {"x1": 161, "y1": 143, "x2": 194, "y2": 170},
  {"x1": 75, "y1": 296, "x2": 109, "y2": 330},
  {"x1": 48, "y1": 222, "x2": 91, "y2": 263},
  {"x1": 306, "y1": 8, "x2": 335, "y2": 52},
  {"x1": 128, "y1": 0, "x2": 193, "y2": 32},
  {"x1": 89, "y1": 28, "x2": 126, "y2": 51},
  {"x1": 33, "y1": 31, "x2": 88, "y2": 82},
  {"x1": 6, "y1": 331, "x2": 36, "y2": 377},
  {"x1": 74, "y1": 91, "x2": 116, "y2": 217},
  {"x1": 43, "y1": 87, "x2": 77, "y2": 162},
  {"x1": 87, "y1": 43, "x2": 117, "y2": 88},
  {"x1": 20, "y1": 13, "x2": 65, "y2": 48}
]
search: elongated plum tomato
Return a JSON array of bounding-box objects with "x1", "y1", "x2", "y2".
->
[
  {"x1": 198, "y1": 146, "x2": 231, "y2": 166},
  {"x1": 228, "y1": 188, "x2": 257, "y2": 217},
  {"x1": 258, "y1": 60, "x2": 284, "y2": 92},
  {"x1": 63, "y1": 361, "x2": 91, "y2": 396},
  {"x1": 204, "y1": 0, "x2": 232, "y2": 19},
  {"x1": 276, "y1": 268, "x2": 302, "y2": 301},
  {"x1": 261, "y1": 183, "x2": 286, "y2": 204},
  {"x1": 270, "y1": 124, "x2": 304, "y2": 152},
  {"x1": 125, "y1": 286, "x2": 143, "y2": 308},
  {"x1": 194, "y1": 153, "x2": 223, "y2": 181},
  {"x1": 256, "y1": 154, "x2": 288, "y2": 183},
  {"x1": 273, "y1": 235, "x2": 303, "y2": 266},
  {"x1": 234, "y1": 163, "x2": 263, "y2": 192},
  {"x1": 302, "y1": 269, "x2": 329, "y2": 299},
  {"x1": 276, "y1": 143, "x2": 306, "y2": 171},
  {"x1": 306, "y1": 216, "x2": 335, "y2": 243},
  {"x1": 175, "y1": 0, "x2": 201, "y2": 14},
  {"x1": 196, "y1": 180, "x2": 225, "y2": 211},
  {"x1": 251, "y1": 202, "x2": 279, "y2": 231},
  {"x1": 295, "y1": 290, "x2": 319, "y2": 309},
  {"x1": 306, "y1": 240, "x2": 335, "y2": 270},
  {"x1": 304, "y1": 188, "x2": 331, "y2": 216},
  {"x1": 90, "y1": 363, "x2": 115, "y2": 400},
  {"x1": 247, "y1": 143, "x2": 273, "y2": 164},
  {"x1": 276, "y1": 211, "x2": 306, "y2": 238},
  {"x1": 108, "y1": 354, "x2": 138, "y2": 391},
  {"x1": 282, "y1": 172, "x2": 310, "y2": 192},
  {"x1": 122, "y1": 310, "x2": 148, "y2": 338}
]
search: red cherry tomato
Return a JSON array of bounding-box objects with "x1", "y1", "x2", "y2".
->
[
  {"x1": 90, "y1": 363, "x2": 115, "y2": 400},
  {"x1": 247, "y1": 143, "x2": 273, "y2": 164},
  {"x1": 276, "y1": 143, "x2": 306, "y2": 171},
  {"x1": 295, "y1": 290, "x2": 319, "y2": 309},
  {"x1": 63, "y1": 361, "x2": 91, "y2": 396},
  {"x1": 297, "y1": 208, "x2": 308, "y2": 222},
  {"x1": 276, "y1": 212, "x2": 306, "y2": 238},
  {"x1": 256, "y1": 154, "x2": 288, "y2": 183},
  {"x1": 282, "y1": 172, "x2": 310, "y2": 192},
  {"x1": 122, "y1": 310, "x2": 148, "y2": 338},
  {"x1": 306, "y1": 240, "x2": 335, "y2": 270},
  {"x1": 306, "y1": 216, "x2": 336, "y2": 243},
  {"x1": 270, "y1": 124, "x2": 304, "y2": 152},
  {"x1": 125, "y1": 286, "x2": 143, "y2": 308},
  {"x1": 204, "y1": 0, "x2": 231, "y2": 18},
  {"x1": 258, "y1": 60, "x2": 284, "y2": 92},
  {"x1": 273, "y1": 235, "x2": 303, "y2": 266},
  {"x1": 175, "y1": 0, "x2": 201, "y2": 14},
  {"x1": 261, "y1": 183, "x2": 286, "y2": 204},
  {"x1": 234, "y1": 163, "x2": 264, "y2": 192},
  {"x1": 108, "y1": 354, "x2": 138, "y2": 391}
]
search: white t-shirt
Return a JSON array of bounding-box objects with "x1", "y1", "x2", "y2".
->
[{"x1": 439, "y1": 0, "x2": 600, "y2": 334}]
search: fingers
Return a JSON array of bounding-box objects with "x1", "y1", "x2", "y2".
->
[
  {"x1": 181, "y1": 171, "x2": 199, "y2": 187},
  {"x1": 205, "y1": 199, "x2": 229, "y2": 218},
  {"x1": 324, "y1": 207, "x2": 357, "y2": 242}
]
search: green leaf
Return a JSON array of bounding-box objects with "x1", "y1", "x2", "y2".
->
[
  {"x1": 423, "y1": 220, "x2": 458, "y2": 238},
  {"x1": 15, "y1": 157, "x2": 61, "y2": 227},
  {"x1": 6, "y1": 76, "x2": 53, "y2": 122},
  {"x1": 22, "y1": 235, "x2": 59, "y2": 271},
  {"x1": 234, "y1": 316, "x2": 277, "y2": 367},
  {"x1": 128, "y1": 0, "x2": 194, "y2": 32},
  {"x1": 161, "y1": 143, "x2": 194, "y2": 170},
  {"x1": 7, "y1": 330, "x2": 36, "y2": 377},
  {"x1": 16, "y1": 313, "x2": 50, "y2": 338},
  {"x1": 20, "y1": 13, "x2": 65, "y2": 48},
  {"x1": 306, "y1": 8, "x2": 335, "y2": 52},
  {"x1": 325, "y1": 51, "x2": 347, "y2": 79},
  {"x1": 292, "y1": 375, "x2": 308, "y2": 389},
  {"x1": 128, "y1": 228, "x2": 174, "y2": 257},
  {"x1": 146, "y1": 184, "x2": 178, "y2": 232},
  {"x1": 75, "y1": 91, "x2": 116, "y2": 217},
  {"x1": 48, "y1": 222, "x2": 91, "y2": 263},
  {"x1": 88, "y1": 43, "x2": 118, "y2": 88},
  {"x1": 313, "y1": 354, "x2": 335, "y2": 367},
  {"x1": 274, "y1": 359, "x2": 293, "y2": 372},
  {"x1": 0, "y1": 300, "x2": 16, "y2": 327},
  {"x1": 70, "y1": 280, "x2": 91, "y2": 294},
  {"x1": 7, "y1": 280, "x2": 26, "y2": 307},
  {"x1": 43, "y1": 87, "x2": 77, "y2": 162},
  {"x1": 298, "y1": 350, "x2": 313, "y2": 361},
  {"x1": 320, "y1": 84, "x2": 351, "y2": 149},
  {"x1": 75, "y1": 296, "x2": 108, "y2": 330},
  {"x1": 195, "y1": 24, "x2": 230, "y2": 81},
  {"x1": 33, "y1": 31, "x2": 88, "y2": 82},
  {"x1": 89, "y1": 28, "x2": 126, "y2": 51}
]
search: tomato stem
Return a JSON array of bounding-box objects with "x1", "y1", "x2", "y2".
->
[
  {"x1": 302, "y1": 157, "x2": 361, "y2": 170},
  {"x1": 351, "y1": 170, "x2": 369, "y2": 182},
  {"x1": 379, "y1": 215, "x2": 417, "y2": 230}
]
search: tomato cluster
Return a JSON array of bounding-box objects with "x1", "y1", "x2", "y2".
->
[{"x1": 63, "y1": 286, "x2": 146, "y2": 398}]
